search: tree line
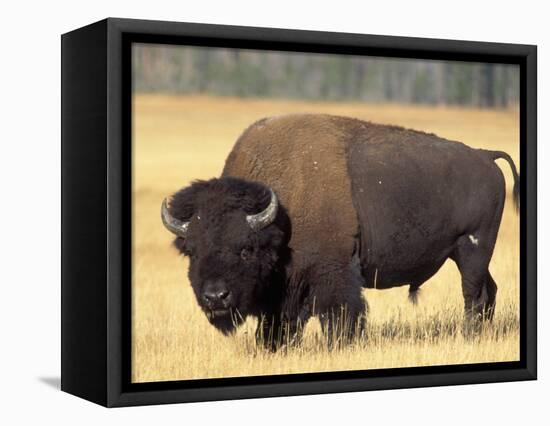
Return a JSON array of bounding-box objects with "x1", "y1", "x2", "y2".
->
[{"x1": 133, "y1": 44, "x2": 519, "y2": 108}]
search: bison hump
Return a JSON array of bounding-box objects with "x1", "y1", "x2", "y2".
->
[{"x1": 222, "y1": 114, "x2": 358, "y2": 264}]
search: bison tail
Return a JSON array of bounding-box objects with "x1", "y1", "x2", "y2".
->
[{"x1": 488, "y1": 150, "x2": 520, "y2": 213}]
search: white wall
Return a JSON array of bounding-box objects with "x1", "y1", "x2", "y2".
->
[{"x1": 1, "y1": 0, "x2": 546, "y2": 423}]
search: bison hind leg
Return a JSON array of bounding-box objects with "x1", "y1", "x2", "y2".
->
[{"x1": 452, "y1": 232, "x2": 499, "y2": 331}]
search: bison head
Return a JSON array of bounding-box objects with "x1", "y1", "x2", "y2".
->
[{"x1": 161, "y1": 177, "x2": 287, "y2": 334}]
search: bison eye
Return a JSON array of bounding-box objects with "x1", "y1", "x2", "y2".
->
[{"x1": 240, "y1": 247, "x2": 252, "y2": 261}]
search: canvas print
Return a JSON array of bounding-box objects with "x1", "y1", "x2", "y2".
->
[{"x1": 131, "y1": 44, "x2": 520, "y2": 383}]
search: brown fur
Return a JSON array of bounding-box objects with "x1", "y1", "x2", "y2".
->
[{"x1": 223, "y1": 114, "x2": 359, "y2": 274}]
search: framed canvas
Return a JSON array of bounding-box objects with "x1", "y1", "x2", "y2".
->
[{"x1": 61, "y1": 18, "x2": 537, "y2": 407}]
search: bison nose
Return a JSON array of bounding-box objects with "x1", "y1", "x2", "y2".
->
[
  {"x1": 217, "y1": 289, "x2": 230, "y2": 300},
  {"x1": 202, "y1": 283, "x2": 231, "y2": 307},
  {"x1": 204, "y1": 289, "x2": 230, "y2": 302}
]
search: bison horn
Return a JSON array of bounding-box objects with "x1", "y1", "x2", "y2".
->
[
  {"x1": 246, "y1": 189, "x2": 278, "y2": 231},
  {"x1": 161, "y1": 198, "x2": 189, "y2": 238}
]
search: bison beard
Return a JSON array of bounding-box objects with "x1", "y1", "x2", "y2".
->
[{"x1": 162, "y1": 114, "x2": 519, "y2": 350}]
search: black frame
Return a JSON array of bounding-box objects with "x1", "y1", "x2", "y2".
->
[{"x1": 61, "y1": 17, "x2": 537, "y2": 407}]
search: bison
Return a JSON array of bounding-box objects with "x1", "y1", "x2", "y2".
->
[{"x1": 161, "y1": 114, "x2": 519, "y2": 348}]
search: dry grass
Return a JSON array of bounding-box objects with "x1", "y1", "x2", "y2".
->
[{"x1": 132, "y1": 94, "x2": 520, "y2": 383}]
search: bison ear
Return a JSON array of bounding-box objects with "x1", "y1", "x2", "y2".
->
[{"x1": 173, "y1": 236, "x2": 187, "y2": 254}]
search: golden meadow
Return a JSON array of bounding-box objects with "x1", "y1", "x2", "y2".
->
[{"x1": 132, "y1": 95, "x2": 519, "y2": 382}]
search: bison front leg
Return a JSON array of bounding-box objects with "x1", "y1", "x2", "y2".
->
[
  {"x1": 319, "y1": 305, "x2": 366, "y2": 350},
  {"x1": 255, "y1": 313, "x2": 306, "y2": 351},
  {"x1": 255, "y1": 314, "x2": 281, "y2": 351},
  {"x1": 313, "y1": 268, "x2": 367, "y2": 349}
]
